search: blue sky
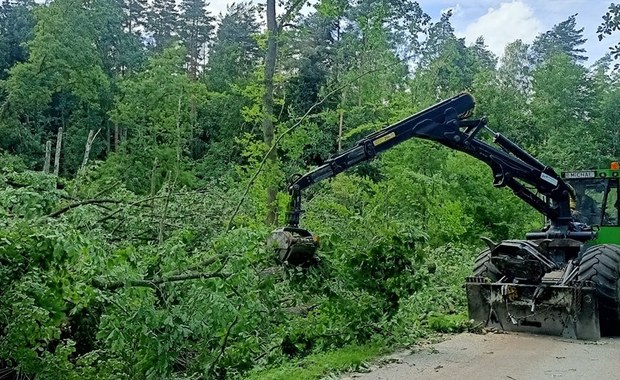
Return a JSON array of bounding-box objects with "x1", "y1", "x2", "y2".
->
[
  {"x1": 417, "y1": 0, "x2": 619, "y2": 64},
  {"x1": 208, "y1": 0, "x2": 619, "y2": 65}
]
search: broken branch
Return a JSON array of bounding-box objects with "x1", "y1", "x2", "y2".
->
[
  {"x1": 47, "y1": 199, "x2": 122, "y2": 218},
  {"x1": 93, "y1": 270, "x2": 227, "y2": 292}
]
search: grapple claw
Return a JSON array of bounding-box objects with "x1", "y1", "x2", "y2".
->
[{"x1": 267, "y1": 227, "x2": 319, "y2": 266}]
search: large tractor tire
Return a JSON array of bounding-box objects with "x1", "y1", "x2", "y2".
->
[
  {"x1": 578, "y1": 244, "x2": 620, "y2": 335},
  {"x1": 472, "y1": 248, "x2": 502, "y2": 282}
]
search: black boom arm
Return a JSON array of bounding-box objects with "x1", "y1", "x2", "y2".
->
[{"x1": 286, "y1": 92, "x2": 574, "y2": 233}]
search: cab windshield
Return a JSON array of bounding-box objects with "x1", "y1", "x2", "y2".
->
[{"x1": 565, "y1": 178, "x2": 619, "y2": 226}]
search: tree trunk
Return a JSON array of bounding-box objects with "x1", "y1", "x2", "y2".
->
[
  {"x1": 175, "y1": 96, "x2": 183, "y2": 175},
  {"x1": 189, "y1": 34, "x2": 197, "y2": 80},
  {"x1": 81, "y1": 129, "x2": 99, "y2": 172},
  {"x1": 53, "y1": 127, "x2": 63, "y2": 176},
  {"x1": 114, "y1": 123, "x2": 119, "y2": 151},
  {"x1": 150, "y1": 157, "x2": 159, "y2": 196},
  {"x1": 43, "y1": 140, "x2": 52, "y2": 174},
  {"x1": 338, "y1": 110, "x2": 344, "y2": 152},
  {"x1": 105, "y1": 123, "x2": 110, "y2": 153},
  {"x1": 358, "y1": 32, "x2": 366, "y2": 107},
  {"x1": 263, "y1": 0, "x2": 278, "y2": 226}
]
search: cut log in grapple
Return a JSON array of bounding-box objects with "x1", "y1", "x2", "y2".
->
[
  {"x1": 268, "y1": 91, "x2": 620, "y2": 340},
  {"x1": 267, "y1": 227, "x2": 319, "y2": 266}
]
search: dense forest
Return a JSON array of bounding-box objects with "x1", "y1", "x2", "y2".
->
[{"x1": 1, "y1": 0, "x2": 620, "y2": 378}]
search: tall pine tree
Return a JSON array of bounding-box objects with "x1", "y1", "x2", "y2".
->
[
  {"x1": 531, "y1": 14, "x2": 587, "y2": 64},
  {"x1": 178, "y1": 0, "x2": 214, "y2": 79},
  {"x1": 206, "y1": 2, "x2": 259, "y2": 91},
  {"x1": 0, "y1": 0, "x2": 35, "y2": 81},
  {"x1": 122, "y1": 0, "x2": 148, "y2": 35},
  {"x1": 147, "y1": 0, "x2": 179, "y2": 50},
  {"x1": 90, "y1": 0, "x2": 146, "y2": 76}
]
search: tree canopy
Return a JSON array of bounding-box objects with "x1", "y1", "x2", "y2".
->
[{"x1": 0, "y1": 2, "x2": 619, "y2": 379}]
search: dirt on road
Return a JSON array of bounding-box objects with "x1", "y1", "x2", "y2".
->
[{"x1": 342, "y1": 332, "x2": 620, "y2": 380}]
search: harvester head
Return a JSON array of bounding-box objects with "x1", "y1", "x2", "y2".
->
[{"x1": 267, "y1": 227, "x2": 319, "y2": 266}]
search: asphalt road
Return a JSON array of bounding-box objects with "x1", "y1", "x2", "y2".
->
[{"x1": 342, "y1": 332, "x2": 620, "y2": 380}]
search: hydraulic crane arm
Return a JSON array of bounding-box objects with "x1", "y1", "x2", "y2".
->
[
  {"x1": 288, "y1": 93, "x2": 475, "y2": 193},
  {"x1": 285, "y1": 92, "x2": 575, "y2": 234},
  {"x1": 285, "y1": 93, "x2": 475, "y2": 227}
]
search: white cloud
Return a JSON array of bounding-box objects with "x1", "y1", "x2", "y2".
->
[
  {"x1": 207, "y1": 0, "x2": 245, "y2": 18},
  {"x1": 459, "y1": 1, "x2": 544, "y2": 57},
  {"x1": 440, "y1": 4, "x2": 462, "y2": 17}
]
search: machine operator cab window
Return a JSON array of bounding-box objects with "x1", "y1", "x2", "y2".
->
[{"x1": 563, "y1": 166, "x2": 620, "y2": 227}]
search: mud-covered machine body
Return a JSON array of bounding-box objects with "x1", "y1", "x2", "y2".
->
[
  {"x1": 268, "y1": 92, "x2": 620, "y2": 340},
  {"x1": 467, "y1": 168, "x2": 620, "y2": 340}
]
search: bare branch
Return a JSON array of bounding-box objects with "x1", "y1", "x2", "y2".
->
[
  {"x1": 167, "y1": 254, "x2": 226, "y2": 277},
  {"x1": 96, "y1": 195, "x2": 166, "y2": 224},
  {"x1": 93, "y1": 270, "x2": 227, "y2": 291},
  {"x1": 283, "y1": 304, "x2": 318, "y2": 317},
  {"x1": 94, "y1": 180, "x2": 123, "y2": 198},
  {"x1": 158, "y1": 172, "x2": 176, "y2": 245},
  {"x1": 277, "y1": 0, "x2": 305, "y2": 32},
  {"x1": 4, "y1": 179, "x2": 29, "y2": 188},
  {"x1": 279, "y1": 22, "x2": 299, "y2": 30},
  {"x1": 47, "y1": 199, "x2": 122, "y2": 218},
  {"x1": 208, "y1": 307, "x2": 241, "y2": 376}
]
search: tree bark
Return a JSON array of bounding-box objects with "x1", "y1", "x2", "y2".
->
[
  {"x1": 114, "y1": 123, "x2": 119, "y2": 151},
  {"x1": 92, "y1": 270, "x2": 225, "y2": 291},
  {"x1": 150, "y1": 157, "x2": 159, "y2": 196},
  {"x1": 80, "y1": 129, "x2": 96, "y2": 171},
  {"x1": 106, "y1": 123, "x2": 111, "y2": 153},
  {"x1": 43, "y1": 140, "x2": 52, "y2": 174},
  {"x1": 338, "y1": 110, "x2": 344, "y2": 152},
  {"x1": 47, "y1": 198, "x2": 122, "y2": 218},
  {"x1": 263, "y1": 0, "x2": 278, "y2": 226},
  {"x1": 53, "y1": 127, "x2": 63, "y2": 176},
  {"x1": 189, "y1": 35, "x2": 197, "y2": 80}
]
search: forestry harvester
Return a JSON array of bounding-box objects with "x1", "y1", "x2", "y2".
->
[{"x1": 268, "y1": 92, "x2": 620, "y2": 339}]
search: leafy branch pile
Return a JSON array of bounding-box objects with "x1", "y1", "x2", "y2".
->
[
  {"x1": 0, "y1": 0, "x2": 619, "y2": 378},
  {"x1": 0, "y1": 149, "x2": 532, "y2": 379}
]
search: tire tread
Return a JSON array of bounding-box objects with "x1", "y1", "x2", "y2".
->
[
  {"x1": 473, "y1": 248, "x2": 502, "y2": 281},
  {"x1": 578, "y1": 244, "x2": 620, "y2": 334}
]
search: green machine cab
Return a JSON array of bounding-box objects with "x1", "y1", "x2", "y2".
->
[{"x1": 562, "y1": 164, "x2": 620, "y2": 245}]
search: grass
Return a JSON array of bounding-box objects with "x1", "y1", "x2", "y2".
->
[
  {"x1": 243, "y1": 311, "x2": 471, "y2": 380},
  {"x1": 244, "y1": 342, "x2": 389, "y2": 380}
]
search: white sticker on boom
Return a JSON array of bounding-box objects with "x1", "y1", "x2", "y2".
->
[
  {"x1": 564, "y1": 171, "x2": 596, "y2": 179},
  {"x1": 540, "y1": 172, "x2": 559, "y2": 186}
]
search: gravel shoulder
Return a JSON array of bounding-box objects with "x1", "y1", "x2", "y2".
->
[{"x1": 341, "y1": 332, "x2": 620, "y2": 380}]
